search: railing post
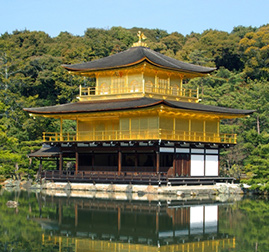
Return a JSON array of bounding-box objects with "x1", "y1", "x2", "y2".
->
[{"x1": 197, "y1": 87, "x2": 199, "y2": 99}]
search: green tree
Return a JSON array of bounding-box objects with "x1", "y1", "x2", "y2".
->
[{"x1": 239, "y1": 25, "x2": 269, "y2": 80}]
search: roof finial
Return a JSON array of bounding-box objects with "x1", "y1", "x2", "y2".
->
[{"x1": 132, "y1": 31, "x2": 148, "y2": 47}]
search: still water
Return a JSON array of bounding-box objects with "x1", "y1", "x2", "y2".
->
[{"x1": 0, "y1": 189, "x2": 268, "y2": 252}]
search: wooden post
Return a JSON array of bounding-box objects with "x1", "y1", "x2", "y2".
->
[
  {"x1": 179, "y1": 77, "x2": 183, "y2": 96},
  {"x1": 173, "y1": 153, "x2": 176, "y2": 177},
  {"x1": 75, "y1": 151, "x2": 79, "y2": 175},
  {"x1": 59, "y1": 153, "x2": 63, "y2": 171},
  {"x1": 118, "y1": 150, "x2": 122, "y2": 175},
  {"x1": 135, "y1": 151, "x2": 138, "y2": 171},
  {"x1": 217, "y1": 120, "x2": 220, "y2": 141},
  {"x1": 142, "y1": 71, "x2": 145, "y2": 94},
  {"x1": 167, "y1": 74, "x2": 171, "y2": 95},
  {"x1": 203, "y1": 120, "x2": 206, "y2": 142},
  {"x1": 156, "y1": 151, "x2": 160, "y2": 174},
  {"x1": 92, "y1": 152, "x2": 95, "y2": 170}
]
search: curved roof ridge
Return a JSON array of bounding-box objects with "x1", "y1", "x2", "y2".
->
[
  {"x1": 62, "y1": 46, "x2": 216, "y2": 74},
  {"x1": 144, "y1": 47, "x2": 215, "y2": 72},
  {"x1": 62, "y1": 46, "x2": 138, "y2": 70}
]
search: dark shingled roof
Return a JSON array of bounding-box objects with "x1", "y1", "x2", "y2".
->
[
  {"x1": 62, "y1": 46, "x2": 216, "y2": 74},
  {"x1": 28, "y1": 146, "x2": 61, "y2": 157},
  {"x1": 24, "y1": 97, "x2": 255, "y2": 116}
]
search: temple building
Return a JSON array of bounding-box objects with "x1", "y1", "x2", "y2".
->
[{"x1": 24, "y1": 32, "x2": 254, "y2": 185}]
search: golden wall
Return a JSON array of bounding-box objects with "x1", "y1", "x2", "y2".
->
[{"x1": 76, "y1": 110, "x2": 219, "y2": 142}]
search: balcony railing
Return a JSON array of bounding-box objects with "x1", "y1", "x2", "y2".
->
[
  {"x1": 79, "y1": 83, "x2": 199, "y2": 100},
  {"x1": 43, "y1": 129, "x2": 236, "y2": 144}
]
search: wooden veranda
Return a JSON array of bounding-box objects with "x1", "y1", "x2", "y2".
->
[{"x1": 41, "y1": 170, "x2": 234, "y2": 186}]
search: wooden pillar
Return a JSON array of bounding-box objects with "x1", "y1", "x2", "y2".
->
[
  {"x1": 173, "y1": 153, "x2": 176, "y2": 177},
  {"x1": 59, "y1": 153, "x2": 63, "y2": 171},
  {"x1": 168, "y1": 75, "x2": 171, "y2": 94},
  {"x1": 203, "y1": 120, "x2": 206, "y2": 142},
  {"x1": 217, "y1": 120, "x2": 220, "y2": 142},
  {"x1": 142, "y1": 71, "x2": 145, "y2": 94},
  {"x1": 173, "y1": 118, "x2": 176, "y2": 140},
  {"x1": 92, "y1": 152, "x2": 95, "y2": 170},
  {"x1": 156, "y1": 151, "x2": 160, "y2": 174},
  {"x1": 189, "y1": 119, "x2": 192, "y2": 141},
  {"x1": 179, "y1": 76, "x2": 183, "y2": 96},
  {"x1": 118, "y1": 150, "x2": 122, "y2": 175},
  {"x1": 125, "y1": 72, "x2": 128, "y2": 92},
  {"x1": 96, "y1": 74, "x2": 99, "y2": 94},
  {"x1": 135, "y1": 151, "x2": 138, "y2": 171},
  {"x1": 75, "y1": 150, "x2": 79, "y2": 175}
]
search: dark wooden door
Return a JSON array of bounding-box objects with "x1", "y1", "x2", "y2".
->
[{"x1": 175, "y1": 154, "x2": 190, "y2": 176}]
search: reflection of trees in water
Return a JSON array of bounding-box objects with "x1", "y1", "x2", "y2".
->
[
  {"x1": 0, "y1": 190, "x2": 268, "y2": 251},
  {"x1": 219, "y1": 198, "x2": 269, "y2": 252}
]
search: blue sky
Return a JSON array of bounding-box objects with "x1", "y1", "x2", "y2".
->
[{"x1": 0, "y1": 0, "x2": 268, "y2": 37}]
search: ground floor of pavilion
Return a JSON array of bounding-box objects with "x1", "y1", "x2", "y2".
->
[{"x1": 30, "y1": 140, "x2": 234, "y2": 185}]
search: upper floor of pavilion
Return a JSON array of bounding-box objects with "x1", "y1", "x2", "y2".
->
[{"x1": 62, "y1": 35, "x2": 216, "y2": 103}]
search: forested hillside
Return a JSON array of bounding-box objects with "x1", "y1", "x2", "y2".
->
[{"x1": 0, "y1": 26, "x2": 268, "y2": 190}]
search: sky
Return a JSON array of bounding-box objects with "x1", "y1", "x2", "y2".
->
[{"x1": 0, "y1": 0, "x2": 268, "y2": 37}]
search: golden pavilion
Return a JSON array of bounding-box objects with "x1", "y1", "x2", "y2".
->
[{"x1": 24, "y1": 33, "x2": 254, "y2": 185}]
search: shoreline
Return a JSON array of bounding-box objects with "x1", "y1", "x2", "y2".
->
[{"x1": 2, "y1": 179, "x2": 253, "y2": 200}]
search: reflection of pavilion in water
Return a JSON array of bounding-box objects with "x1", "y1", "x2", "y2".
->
[{"x1": 38, "y1": 197, "x2": 235, "y2": 252}]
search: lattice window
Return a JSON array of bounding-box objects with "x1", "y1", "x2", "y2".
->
[
  {"x1": 112, "y1": 77, "x2": 125, "y2": 93},
  {"x1": 158, "y1": 78, "x2": 168, "y2": 91}
]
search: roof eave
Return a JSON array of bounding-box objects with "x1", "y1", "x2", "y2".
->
[{"x1": 62, "y1": 58, "x2": 216, "y2": 76}]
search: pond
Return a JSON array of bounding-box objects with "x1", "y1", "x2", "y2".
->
[{"x1": 0, "y1": 189, "x2": 268, "y2": 252}]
